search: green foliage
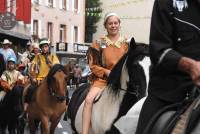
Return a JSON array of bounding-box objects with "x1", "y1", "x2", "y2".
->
[{"x1": 85, "y1": 0, "x2": 102, "y2": 42}]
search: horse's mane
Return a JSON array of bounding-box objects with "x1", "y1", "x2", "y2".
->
[
  {"x1": 0, "y1": 53, "x2": 5, "y2": 76},
  {"x1": 107, "y1": 53, "x2": 128, "y2": 95},
  {"x1": 47, "y1": 64, "x2": 65, "y2": 87},
  {"x1": 107, "y1": 38, "x2": 148, "y2": 95},
  {"x1": 86, "y1": 47, "x2": 103, "y2": 80}
]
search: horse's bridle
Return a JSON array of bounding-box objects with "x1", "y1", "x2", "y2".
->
[
  {"x1": 49, "y1": 87, "x2": 68, "y2": 102},
  {"x1": 119, "y1": 88, "x2": 139, "y2": 96}
]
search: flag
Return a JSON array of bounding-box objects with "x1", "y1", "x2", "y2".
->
[
  {"x1": 23, "y1": 0, "x2": 31, "y2": 24},
  {"x1": 16, "y1": 0, "x2": 23, "y2": 20},
  {"x1": 16, "y1": 0, "x2": 31, "y2": 24},
  {"x1": 0, "y1": 0, "x2": 7, "y2": 13}
]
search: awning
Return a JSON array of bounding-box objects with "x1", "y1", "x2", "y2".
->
[
  {"x1": 0, "y1": 28, "x2": 31, "y2": 41},
  {"x1": 56, "y1": 52, "x2": 86, "y2": 59}
]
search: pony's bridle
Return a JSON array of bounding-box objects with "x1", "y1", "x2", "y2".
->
[
  {"x1": 119, "y1": 88, "x2": 139, "y2": 96},
  {"x1": 49, "y1": 87, "x2": 67, "y2": 102}
]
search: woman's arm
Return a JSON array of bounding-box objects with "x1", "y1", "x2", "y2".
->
[{"x1": 88, "y1": 41, "x2": 110, "y2": 78}]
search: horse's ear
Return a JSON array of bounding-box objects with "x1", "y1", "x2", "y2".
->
[
  {"x1": 23, "y1": 53, "x2": 28, "y2": 57},
  {"x1": 129, "y1": 37, "x2": 136, "y2": 50}
]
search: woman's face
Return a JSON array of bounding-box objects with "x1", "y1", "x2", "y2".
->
[{"x1": 105, "y1": 16, "x2": 120, "y2": 36}]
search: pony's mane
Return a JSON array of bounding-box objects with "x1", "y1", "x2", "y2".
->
[
  {"x1": 0, "y1": 53, "x2": 5, "y2": 76},
  {"x1": 47, "y1": 64, "x2": 65, "y2": 87},
  {"x1": 107, "y1": 38, "x2": 148, "y2": 95},
  {"x1": 86, "y1": 47, "x2": 102, "y2": 65},
  {"x1": 107, "y1": 54, "x2": 128, "y2": 95}
]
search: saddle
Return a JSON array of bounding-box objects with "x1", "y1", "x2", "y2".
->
[{"x1": 144, "y1": 90, "x2": 200, "y2": 134}]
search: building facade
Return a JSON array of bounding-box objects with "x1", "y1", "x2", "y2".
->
[
  {"x1": 0, "y1": 0, "x2": 31, "y2": 53},
  {"x1": 31, "y1": 0, "x2": 87, "y2": 65},
  {"x1": 94, "y1": 0, "x2": 154, "y2": 44}
]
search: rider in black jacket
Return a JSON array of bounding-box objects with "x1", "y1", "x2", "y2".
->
[{"x1": 136, "y1": 0, "x2": 200, "y2": 133}]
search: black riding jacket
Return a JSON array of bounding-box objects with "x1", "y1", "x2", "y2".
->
[{"x1": 148, "y1": 0, "x2": 200, "y2": 102}]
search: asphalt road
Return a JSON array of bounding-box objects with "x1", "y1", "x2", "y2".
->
[{"x1": 23, "y1": 115, "x2": 73, "y2": 134}]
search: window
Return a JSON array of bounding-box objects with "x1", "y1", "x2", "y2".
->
[
  {"x1": 66, "y1": 0, "x2": 69, "y2": 10},
  {"x1": 74, "y1": 0, "x2": 78, "y2": 12},
  {"x1": 47, "y1": 22, "x2": 53, "y2": 42},
  {"x1": 48, "y1": 0, "x2": 53, "y2": 7},
  {"x1": 33, "y1": 20, "x2": 38, "y2": 36},
  {"x1": 62, "y1": 0, "x2": 66, "y2": 10},
  {"x1": 60, "y1": 25, "x2": 66, "y2": 42},
  {"x1": 74, "y1": 26, "x2": 78, "y2": 43},
  {"x1": 34, "y1": 0, "x2": 39, "y2": 4}
]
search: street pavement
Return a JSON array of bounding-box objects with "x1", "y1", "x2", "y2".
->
[{"x1": 23, "y1": 115, "x2": 73, "y2": 134}]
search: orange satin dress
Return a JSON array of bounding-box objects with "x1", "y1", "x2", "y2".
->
[{"x1": 88, "y1": 36, "x2": 128, "y2": 89}]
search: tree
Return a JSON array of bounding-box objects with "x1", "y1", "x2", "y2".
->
[{"x1": 85, "y1": 0, "x2": 102, "y2": 43}]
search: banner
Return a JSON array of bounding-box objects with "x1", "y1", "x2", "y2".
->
[
  {"x1": 0, "y1": 0, "x2": 7, "y2": 13},
  {"x1": 16, "y1": 0, "x2": 23, "y2": 20},
  {"x1": 23, "y1": 0, "x2": 31, "y2": 24},
  {"x1": 16, "y1": 0, "x2": 31, "y2": 23}
]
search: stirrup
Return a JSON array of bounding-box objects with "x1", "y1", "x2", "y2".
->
[{"x1": 18, "y1": 111, "x2": 26, "y2": 120}]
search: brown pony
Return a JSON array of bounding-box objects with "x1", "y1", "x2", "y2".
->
[{"x1": 25, "y1": 64, "x2": 70, "y2": 134}]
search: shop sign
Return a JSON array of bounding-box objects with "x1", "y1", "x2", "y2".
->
[{"x1": 0, "y1": 12, "x2": 16, "y2": 30}]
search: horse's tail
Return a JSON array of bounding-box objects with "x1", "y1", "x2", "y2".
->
[{"x1": 87, "y1": 47, "x2": 102, "y2": 66}]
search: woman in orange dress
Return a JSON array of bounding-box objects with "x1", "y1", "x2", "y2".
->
[{"x1": 82, "y1": 12, "x2": 129, "y2": 134}]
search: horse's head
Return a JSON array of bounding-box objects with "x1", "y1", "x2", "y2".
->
[
  {"x1": 47, "y1": 64, "x2": 68, "y2": 102},
  {"x1": 64, "y1": 63, "x2": 74, "y2": 80},
  {"x1": 17, "y1": 52, "x2": 30, "y2": 66},
  {"x1": 107, "y1": 37, "x2": 147, "y2": 98}
]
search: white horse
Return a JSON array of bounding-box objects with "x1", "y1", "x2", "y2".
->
[
  {"x1": 17, "y1": 52, "x2": 32, "y2": 75},
  {"x1": 67, "y1": 38, "x2": 148, "y2": 134},
  {"x1": 114, "y1": 97, "x2": 146, "y2": 134}
]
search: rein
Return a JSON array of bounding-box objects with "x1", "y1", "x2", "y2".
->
[
  {"x1": 46, "y1": 64, "x2": 68, "y2": 103},
  {"x1": 49, "y1": 87, "x2": 67, "y2": 102},
  {"x1": 119, "y1": 88, "x2": 138, "y2": 96}
]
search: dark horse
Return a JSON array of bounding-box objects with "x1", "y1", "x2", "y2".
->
[
  {"x1": 0, "y1": 53, "x2": 24, "y2": 134},
  {"x1": 25, "y1": 64, "x2": 70, "y2": 134},
  {"x1": 142, "y1": 84, "x2": 200, "y2": 134},
  {"x1": 0, "y1": 86, "x2": 24, "y2": 134},
  {"x1": 67, "y1": 38, "x2": 148, "y2": 134}
]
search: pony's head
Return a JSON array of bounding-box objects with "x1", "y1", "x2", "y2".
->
[
  {"x1": 17, "y1": 52, "x2": 30, "y2": 66},
  {"x1": 47, "y1": 64, "x2": 68, "y2": 102},
  {"x1": 107, "y1": 38, "x2": 147, "y2": 97}
]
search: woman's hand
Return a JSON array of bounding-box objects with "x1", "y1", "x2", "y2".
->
[{"x1": 104, "y1": 69, "x2": 111, "y2": 77}]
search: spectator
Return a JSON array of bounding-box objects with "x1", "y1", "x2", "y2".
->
[
  {"x1": 0, "y1": 39, "x2": 16, "y2": 63},
  {"x1": 73, "y1": 64, "x2": 82, "y2": 88}
]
